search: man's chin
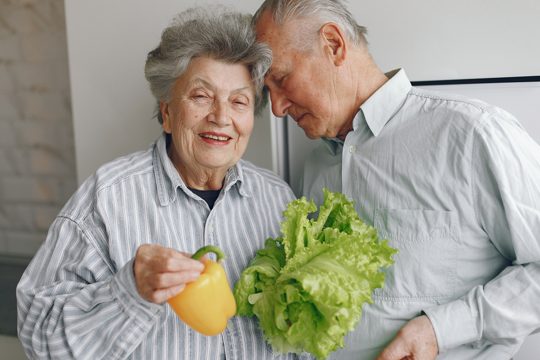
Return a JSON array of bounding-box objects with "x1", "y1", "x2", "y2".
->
[
  {"x1": 302, "y1": 127, "x2": 323, "y2": 140},
  {"x1": 294, "y1": 117, "x2": 322, "y2": 139}
]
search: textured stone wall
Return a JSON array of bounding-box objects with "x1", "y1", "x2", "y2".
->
[{"x1": 0, "y1": 0, "x2": 76, "y2": 256}]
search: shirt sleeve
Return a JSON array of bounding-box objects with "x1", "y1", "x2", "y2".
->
[
  {"x1": 16, "y1": 215, "x2": 164, "y2": 360},
  {"x1": 423, "y1": 108, "x2": 540, "y2": 352}
]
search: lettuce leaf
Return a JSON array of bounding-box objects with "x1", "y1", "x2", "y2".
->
[{"x1": 234, "y1": 189, "x2": 396, "y2": 359}]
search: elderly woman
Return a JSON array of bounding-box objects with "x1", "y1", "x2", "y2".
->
[{"x1": 17, "y1": 7, "x2": 304, "y2": 360}]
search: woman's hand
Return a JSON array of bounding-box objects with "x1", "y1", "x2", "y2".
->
[{"x1": 134, "y1": 244, "x2": 205, "y2": 304}]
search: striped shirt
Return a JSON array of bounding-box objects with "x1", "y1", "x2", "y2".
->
[{"x1": 17, "y1": 134, "x2": 307, "y2": 360}]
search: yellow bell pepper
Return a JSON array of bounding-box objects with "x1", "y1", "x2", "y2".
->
[{"x1": 168, "y1": 245, "x2": 236, "y2": 336}]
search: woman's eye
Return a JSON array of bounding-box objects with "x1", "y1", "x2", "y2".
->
[
  {"x1": 232, "y1": 98, "x2": 249, "y2": 107},
  {"x1": 192, "y1": 93, "x2": 211, "y2": 102}
]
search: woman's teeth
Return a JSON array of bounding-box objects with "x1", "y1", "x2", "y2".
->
[{"x1": 201, "y1": 134, "x2": 229, "y2": 141}]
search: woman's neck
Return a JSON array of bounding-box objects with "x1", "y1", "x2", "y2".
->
[{"x1": 168, "y1": 147, "x2": 227, "y2": 191}]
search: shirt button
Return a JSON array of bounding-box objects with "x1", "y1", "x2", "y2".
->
[{"x1": 349, "y1": 145, "x2": 356, "y2": 154}]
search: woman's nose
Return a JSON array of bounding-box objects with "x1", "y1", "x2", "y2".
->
[{"x1": 208, "y1": 101, "x2": 230, "y2": 126}]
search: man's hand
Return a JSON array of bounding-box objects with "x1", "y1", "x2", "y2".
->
[
  {"x1": 133, "y1": 244, "x2": 204, "y2": 304},
  {"x1": 376, "y1": 315, "x2": 439, "y2": 360}
]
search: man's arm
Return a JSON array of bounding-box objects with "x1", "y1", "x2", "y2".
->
[
  {"x1": 423, "y1": 112, "x2": 540, "y2": 353},
  {"x1": 378, "y1": 111, "x2": 540, "y2": 359}
]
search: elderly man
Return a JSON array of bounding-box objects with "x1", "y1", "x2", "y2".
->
[{"x1": 254, "y1": 1, "x2": 540, "y2": 359}]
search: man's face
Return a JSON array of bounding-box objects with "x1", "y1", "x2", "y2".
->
[{"x1": 255, "y1": 11, "x2": 343, "y2": 139}]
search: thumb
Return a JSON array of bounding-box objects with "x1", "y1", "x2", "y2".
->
[{"x1": 376, "y1": 341, "x2": 410, "y2": 360}]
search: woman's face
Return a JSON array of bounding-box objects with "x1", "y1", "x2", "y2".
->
[{"x1": 160, "y1": 57, "x2": 255, "y2": 178}]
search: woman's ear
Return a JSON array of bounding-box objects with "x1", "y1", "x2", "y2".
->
[
  {"x1": 320, "y1": 22, "x2": 347, "y2": 66},
  {"x1": 159, "y1": 101, "x2": 172, "y2": 133}
]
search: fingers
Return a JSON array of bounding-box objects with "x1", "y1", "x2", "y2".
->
[
  {"x1": 153, "y1": 284, "x2": 186, "y2": 302},
  {"x1": 148, "y1": 269, "x2": 202, "y2": 289},
  {"x1": 375, "y1": 340, "x2": 409, "y2": 360},
  {"x1": 376, "y1": 315, "x2": 438, "y2": 360},
  {"x1": 134, "y1": 244, "x2": 205, "y2": 304},
  {"x1": 137, "y1": 244, "x2": 204, "y2": 272}
]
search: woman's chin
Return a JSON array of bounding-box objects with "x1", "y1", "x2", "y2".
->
[{"x1": 195, "y1": 157, "x2": 237, "y2": 172}]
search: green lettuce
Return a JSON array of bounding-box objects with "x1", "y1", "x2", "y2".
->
[{"x1": 234, "y1": 189, "x2": 397, "y2": 359}]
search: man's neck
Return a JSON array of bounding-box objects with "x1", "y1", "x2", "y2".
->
[{"x1": 336, "y1": 50, "x2": 388, "y2": 140}]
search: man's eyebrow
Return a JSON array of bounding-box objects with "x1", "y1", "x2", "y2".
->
[{"x1": 265, "y1": 68, "x2": 284, "y2": 81}]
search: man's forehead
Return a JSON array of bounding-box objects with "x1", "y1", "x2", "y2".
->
[
  {"x1": 256, "y1": 19, "x2": 296, "y2": 56},
  {"x1": 255, "y1": 11, "x2": 280, "y2": 41},
  {"x1": 255, "y1": 11, "x2": 300, "y2": 76}
]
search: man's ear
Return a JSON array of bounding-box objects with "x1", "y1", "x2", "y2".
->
[
  {"x1": 320, "y1": 22, "x2": 347, "y2": 66},
  {"x1": 159, "y1": 101, "x2": 172, "y2": 133}
]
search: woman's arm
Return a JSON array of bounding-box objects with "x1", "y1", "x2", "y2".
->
[{"x1": 16, "y1": 216, "x2": 164, "y2": 360}]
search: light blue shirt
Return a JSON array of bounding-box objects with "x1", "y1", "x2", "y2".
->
[
  {"x1": 17, "y1": 135, "x2": 307, "y2": 360},
  {"x1": 301, "y1": 69, "x2": 540, "y2": 359}
]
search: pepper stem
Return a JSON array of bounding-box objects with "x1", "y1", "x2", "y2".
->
[{"x1": 191, "y1": 245, "x2": 226, "y2": 262}]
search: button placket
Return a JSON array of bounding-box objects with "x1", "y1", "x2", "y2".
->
[{"x1": 342, "y1": 135, "x2": 358, "y2": 201}]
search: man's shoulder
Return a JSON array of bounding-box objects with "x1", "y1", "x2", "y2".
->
[
  {"x1": 408, "y1": 86, "x2": 512, "y2": 129},
  {"x1": 409, "y1": 87, "x2": 500, "y2": 117}
]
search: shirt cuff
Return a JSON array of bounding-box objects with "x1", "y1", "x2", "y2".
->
[
  {"x1": 422, "y1": 298, "x2": 480, "y2": 353},
  {"x1": 111, "y1": 258, "x2": 164, "y2": 321}
]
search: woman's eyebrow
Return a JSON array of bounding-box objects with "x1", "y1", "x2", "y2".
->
[
  {"x1": 188, "y1": 78, "x2": 213, "y2": 90},
  {"x1": 231, "y1": 86, "x2": 252, "y2": 94},
  {"x1": 189, "y1": 77, "x2": 252, "y2": 95}
]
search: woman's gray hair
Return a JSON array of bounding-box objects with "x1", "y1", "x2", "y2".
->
[
  {"x1": 145, "y1": 6, "x2": 272, "y2": 123},
  {"x1": 253, "y1": 0, "x2": 367, "y2": 48}
]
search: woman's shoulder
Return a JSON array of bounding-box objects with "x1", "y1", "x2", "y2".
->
[
  {"x1": 59, "y1": 146, "x2": 155, "y2": 221},
  {"x1": 92, "y1": 147, "x2": 154, "y2": 191}
]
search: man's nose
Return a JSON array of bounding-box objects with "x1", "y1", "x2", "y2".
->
[{"x1": 269, "y1": 88, "x2": 292, "y2": 117}]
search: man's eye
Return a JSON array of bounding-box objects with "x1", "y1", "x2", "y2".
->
[{"x1": 275, "y1": 75, "x2": 286, "y2": 85}]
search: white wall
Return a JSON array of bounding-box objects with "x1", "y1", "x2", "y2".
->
[
  {"x1": 357, "y1": 0, "x2": 540, "y2": 81},
  {"x1": 65, "y1": 1, "x2": 540, "y2": 358}
]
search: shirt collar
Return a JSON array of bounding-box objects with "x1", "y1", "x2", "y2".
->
[
  {"x1": 356, "y1": 68, "x2": 412, "y2": 136},
  {"x1": 153, "y1": 134, "x2": 250, "y2": 206},
  {"x1": 223, "y1": 160, "x2": 252, "y2": 198},
  {"x1": 321, "y1": 137, "x2": 343, "y2": 155},
  {"x1": 320, "y1": 69, "x2": 411, "y2": 153}
]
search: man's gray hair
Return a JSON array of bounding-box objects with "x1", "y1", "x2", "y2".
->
[
  {"x1": 145, "y1": 6, "x2": 272, "y2": 123},
  {"x1": 253, "y1": 0, "x2": 367, "y2": 47}
]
